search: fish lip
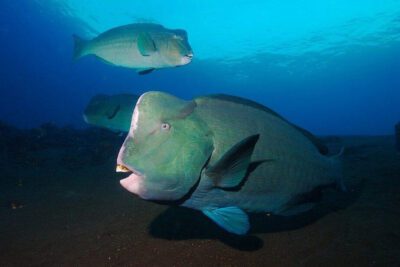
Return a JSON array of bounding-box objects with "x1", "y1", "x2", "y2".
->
[
  {"x1": 116, "y1": 163, "x2": 144, "y2": 177},
  {"x1": 119, "y1": 172, "x2": 145, "y2": 197},
  {"x1": 181, "y1": 55, "x2": 193, "y2": 65},
  {"x1": 117, "y1": 163, "x2": 145, "y2": 197}
]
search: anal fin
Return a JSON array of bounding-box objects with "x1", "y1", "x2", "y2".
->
[{"x1": 202, "y1": 206, "x2": 249, "y2": 235}]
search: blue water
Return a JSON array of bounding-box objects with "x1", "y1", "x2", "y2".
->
[{"x1": 1, "y1": 0, "x2": 400, "y2": 135}]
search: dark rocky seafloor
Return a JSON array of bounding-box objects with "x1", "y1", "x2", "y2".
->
[{"x1": 0, "y1": 121, "x2": 399, "y2": 266}]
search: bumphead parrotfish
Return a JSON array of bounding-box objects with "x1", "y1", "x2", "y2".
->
[
  {"x1": 83, "y1": 94, "x2": 138, "y2": 132},
  {"x1": 73, "y1": 23, "x2": 193, "y2": 74},
  {"x1": 116, "y1": 91, "x2": 344, "y2": 235}
]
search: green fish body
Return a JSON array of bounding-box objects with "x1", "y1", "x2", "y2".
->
[
  {"x1": 83, "y1": 94, "x2": 138, "y2": 132},
  {"x1": 117, "y1": 92, "x2": 343, "y2": 235},
  {"x1": 73, "y1": 23, "x2": 193, "y2": 74}
]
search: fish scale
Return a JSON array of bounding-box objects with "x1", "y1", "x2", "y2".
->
[
  {"x1": 183, "y1": 96, "x2": 339, "y2": 212},
  {"x1": 117, "y1": 91, "x2": 342, "y2": 234}
]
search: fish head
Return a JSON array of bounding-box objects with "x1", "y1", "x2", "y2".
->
[
  {"x1": 117, "y1": 91, "x2": 213, "y2": 201},
  {"x1": 161, "y1": 29, "x2": 193, "y2": 66}
]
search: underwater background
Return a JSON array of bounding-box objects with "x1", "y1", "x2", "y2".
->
[
  {"x1": 1, "y1": 0, "x2": 400, "y2": 134},
  {"x1": 1, "y1": 1, "x2": 400, "y2": 266}
]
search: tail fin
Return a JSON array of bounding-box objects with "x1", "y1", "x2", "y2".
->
[
  {"x1": 331, "y1": 147, "x2": 346, "y2": 192},
  {"x1": 72, "y1": 34, "x2": 87, "y2": 60}
]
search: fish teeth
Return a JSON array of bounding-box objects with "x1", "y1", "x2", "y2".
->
[{"x1": 116, "y1": 164, "x2": 131, "y2": 173}]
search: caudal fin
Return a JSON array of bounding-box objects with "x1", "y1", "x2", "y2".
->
[
  {"x1": 331, "y1": 147, "x2": 346, "y2": 192},
  {"x1": 72, "y1": 34, "x2": 87, "y2": 60}
]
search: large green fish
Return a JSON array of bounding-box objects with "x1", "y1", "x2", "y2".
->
[
  {"x1": 83, "y1": 94, "x2": 138, "y2": 132},
  {"x1": 116, "y1": 92, "x2": 343, "y2": 235},
  {"x1": 73, "y1": 23, "x2": 193, "y2": 74}
]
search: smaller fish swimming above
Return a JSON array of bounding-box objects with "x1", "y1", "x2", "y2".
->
[
  {"x1": 73, "y1": 23, "x2": 193, "y2": 75},
  {"x1": 83, "y1": 94, "x2": 138, "y2": 132}
]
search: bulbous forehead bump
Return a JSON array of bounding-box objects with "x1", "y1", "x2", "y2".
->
[
  {"x1": 133, "y1": 92, "x2": 191, "y2": 121},
  {"x1": 125, "y1": 92, "x2": 191, "y2": 144}
]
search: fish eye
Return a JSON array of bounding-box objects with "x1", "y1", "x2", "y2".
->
[{"x1": 161, "y1": 123, "x2": 170, "y2": 130}]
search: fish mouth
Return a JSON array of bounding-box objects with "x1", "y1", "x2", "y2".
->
[
  {"x1": 184, "y1": 53, "x2": 193, "y2": 61},
  {"x1": 116, "y1": 163, "x2": 131, "y2": 173},
  {"x1": 181, "y1": 54, "x2": 193, "y2": 65},
  {"x1": 116, "y1": 163, "x2": 145, "y2": 196},
  {"x1": 116, "y1": 163, "x2": 143, "y2": 177}
]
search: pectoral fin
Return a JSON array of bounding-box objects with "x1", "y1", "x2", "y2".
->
[
  {"x1": 205, "y1": 134, "x2": 259, "y2": 188},
  {"x1": 202, "y1": 207, "x2": 249, "y2": 235},
  {"x1": 137, "y1": 33, "x2": 156, "y2": 56}
]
